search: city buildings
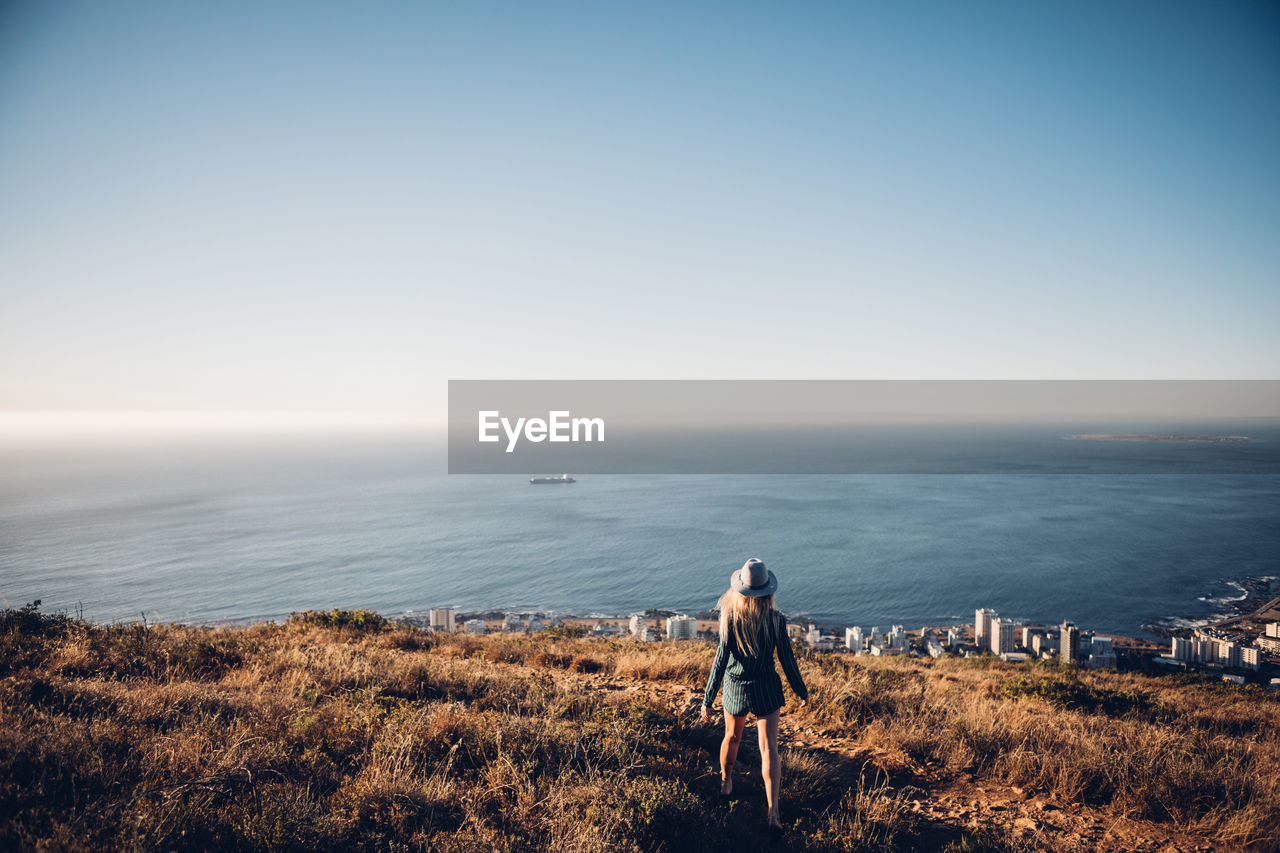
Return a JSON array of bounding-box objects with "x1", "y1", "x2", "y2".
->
[
  {"x1": 975, "y1": 608, "x2": 997, "y2": 646},
  {"x1": 990, "y1": 618, "x2": 1016, "y2": 655},
  {"x1": 1019, "y1": 625, "x2": 1048, "y2": 652},
  {"x1": 1258, "y1": 622, "x2": 1280, "y2": 655},
  {"x1": 1166, "y1": 633, "x2": 1262, "y2": 673},
  {"x1": 665, "y1": 615, "x2": 696, "y2": 641},
  {"x1": 1031, "y1": 632, "x2": 1056, "y2": 658},
  {"x1": 470, "y1": 601, "x2": 1273, "y2": 688},
  {"x1": 1087, "y1": 636, "x2": 1116, "y2": 670},
  {"x1": 1060, "y1": 620, "x2": 1080, "y2": 665},
  {"x1": 1218, "y1": 640, "x2": 1242, "y2": 670},
  {"x1": 429, "y1": 607, "x2": 455, "y2": 633}
]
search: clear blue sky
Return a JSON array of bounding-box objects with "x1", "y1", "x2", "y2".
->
[{"x1": 2, "y1": 1, "x2": 1277, "y2": 420}]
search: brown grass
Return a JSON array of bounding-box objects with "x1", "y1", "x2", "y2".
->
[{"x1": 2, "y1": 603, "x2": 1278, "y2": 851}]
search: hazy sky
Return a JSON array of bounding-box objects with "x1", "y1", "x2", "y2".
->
[{"x1": 2, "y1": 1, "x2": 1277, "y2": 422}]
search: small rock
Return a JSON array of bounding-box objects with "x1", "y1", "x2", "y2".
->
[{"x1": 1014, "y1": 817, "x2": 1038, "y2": 832}]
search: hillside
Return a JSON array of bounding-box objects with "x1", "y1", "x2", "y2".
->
[{"x1": 2, "y1": 604, "x2": 1278, "y2": 852}]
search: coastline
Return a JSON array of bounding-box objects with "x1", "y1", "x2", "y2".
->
[
  {"x1": 20, "y1": 574, "x2": 1276, "y2": 645},
  {"x1": 1141, "y1": 575, "x2": 1280, "y2": 638},
  {"x1": 442, "y1": 575, "x2": 1278, "y2": 644}
]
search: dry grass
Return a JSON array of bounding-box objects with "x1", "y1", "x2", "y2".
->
[
  {"x1": 791, "y1": 650, "x2": 1280, "y2": 849},
  {"x1": 3, "y1": 603, "x2": 1278, "y2": 851}
]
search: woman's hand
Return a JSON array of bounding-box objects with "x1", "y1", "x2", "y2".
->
[{"x1": 700, "y1": 704, "x2": 712, "y2": 723}]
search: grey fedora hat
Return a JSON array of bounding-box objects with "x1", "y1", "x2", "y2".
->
[{"x1": 730, "y1": 557, "x2": 777, "y2": 597}]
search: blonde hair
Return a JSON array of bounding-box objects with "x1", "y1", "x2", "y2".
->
[{"x1": 715, "y1": 588, "x2": 777, "y2": 657}]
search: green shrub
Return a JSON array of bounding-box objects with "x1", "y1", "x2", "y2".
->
[
  {"x1": 286, "y1": 609, "x2": 390, "y2": 633},
  {"x1": 999, "y1": 675, "x2": 1155, "y2": 717}
]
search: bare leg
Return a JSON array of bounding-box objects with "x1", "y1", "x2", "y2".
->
[
  {"x1": 720, "y1": 712, "x2": 747, "y2": 794},
  {"x1": 756, "y1": 710, "x2": 782, "y2": 826}
]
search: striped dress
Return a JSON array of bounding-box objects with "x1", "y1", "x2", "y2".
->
[{"x1": 702, "y1": 611, "x2": 809, "y2": 717}]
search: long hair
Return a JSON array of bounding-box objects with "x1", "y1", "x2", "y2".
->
[{"x1": 715, "y1": 588, "x2": 776, "y2": 657}]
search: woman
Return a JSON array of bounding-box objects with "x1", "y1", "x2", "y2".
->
[{"x1": 700, "y1": 557, "x2": 809, "y2": 829}]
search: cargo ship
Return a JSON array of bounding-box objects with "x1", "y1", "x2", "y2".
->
[{"x1": 530, "y1": 474, "x2": 576, "y2": 484}]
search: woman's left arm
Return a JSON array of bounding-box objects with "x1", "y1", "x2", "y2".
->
[{"x1": 775, "y1": 614, "x2": 809, "y2": 703}]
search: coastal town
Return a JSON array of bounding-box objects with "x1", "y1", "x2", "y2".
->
[{"x1": 413, "y1": 598, "x2": 1280, "y2": 691}]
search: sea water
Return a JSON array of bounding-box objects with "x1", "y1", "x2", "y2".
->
[{"x1": 1, "y1": 435, "x2": 1277, "y2": 637}]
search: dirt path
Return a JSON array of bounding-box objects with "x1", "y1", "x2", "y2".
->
[{"x1": 535, "y1": 665, "x2": 1224, "y2": 853}]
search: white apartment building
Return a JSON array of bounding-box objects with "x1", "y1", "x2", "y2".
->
[
  {"x1": 1258, "y1": 623, "x2": 1280, "y2": 655},
  {"x1": 975, "y1": 608, "x2": 997, "y2": 645},
  {"x1": 1217, "y1": 640, "x2": 1241, "y2": 669},
  {"x1": 1088, "y1": 636, "x2": 1116, "y2": 670},
  {"x1": 1061, "y1": 621, "x2": 1080, "y2": 665},
  {"x1": 666, "y1": 615, "x2": 696, "y2": 640},
  {"x1": 990, "y1": 617, "x2": 1016, "y2": 655},
  {"x1": 429, "y1": 607, "x2": 455, "y2": 633}
]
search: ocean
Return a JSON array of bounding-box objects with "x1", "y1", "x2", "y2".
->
[{"x1": 1, "y1": 434, "x2": 1278, "y2": 638}]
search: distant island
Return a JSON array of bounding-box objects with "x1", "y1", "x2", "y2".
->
[{"x1": 1065, "y1": 434, "x2": 1250, "y2": 443}]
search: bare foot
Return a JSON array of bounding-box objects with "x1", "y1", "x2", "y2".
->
[
  {"x1": 767, "y1": 812, "x2": 783, "y2": 829},
  {"x1": 720, "y1": 775, "x2": 733, "y2": 796}
]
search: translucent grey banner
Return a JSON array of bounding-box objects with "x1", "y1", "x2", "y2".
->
[{"x1": 448, "y1": 380, "x2": 1280, "y2": 474}]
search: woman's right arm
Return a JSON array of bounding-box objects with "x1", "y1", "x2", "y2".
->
[{"x1": 702, "y1": 639, "x2": 729, "y2": 711}]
